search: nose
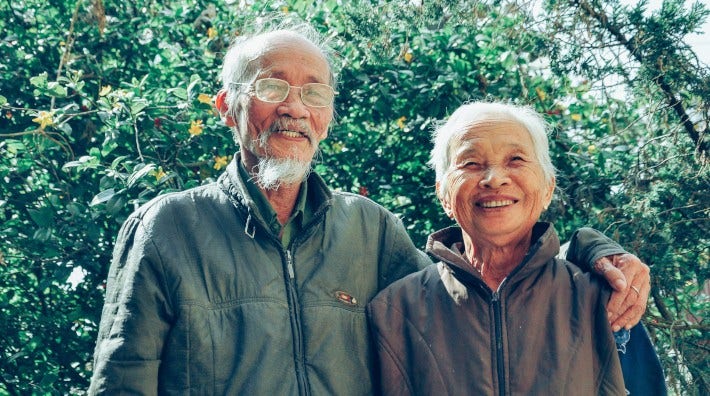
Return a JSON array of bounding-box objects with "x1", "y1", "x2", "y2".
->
[
  {"x1": 277, "y1": 87, "x2": 309, "y2": 119},
  {"x1": 479, "y1": 165, "x2": 510, "y2": 189}
]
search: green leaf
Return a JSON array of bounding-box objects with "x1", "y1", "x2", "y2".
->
[
  {"x1": 0, "y1": 95, "x2": 7, "y2": 106},
  {"x1": 187, "y1": 74, "x2": 202, "y2": 98},
  {"x1": 29, "y1": 72, "x2": 48, "y2": 88},
  {"x1": 130, "y1": 99, "x2": 149, "y2": 115},
  {"x1": 46, "y1": 81, "x2": 68, "y2": 97},
  {"x1": 28, "y1": 207, "x2": 54, "y2": 227},
  {"x1": 33, "y1": 227, "x2": 53, "y2": 241},
  {"x1": 90, "y1": 189, "x2": 116, "y2": 206},
  {"x1": 127, "y1": 164, "x2": 156, "y2": 187},
  {"x1": 105, "y1": 194, "x2": 127, "y2": 216},
  {"x1": 168, "y1": 87, "x2": 188, "y2": 100}
]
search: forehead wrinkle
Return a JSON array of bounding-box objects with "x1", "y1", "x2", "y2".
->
[
  {"x1": 262, "y1": 69, "x2": 325, "y2": 84},
  {"x1": 452, "y1": 133, "x2": 533, "y2": 161}
]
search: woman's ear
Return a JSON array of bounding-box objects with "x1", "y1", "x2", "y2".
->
[
  {"x1": 215, "y1": 90, "x2": 236, "y2": 127},
  {"x1": 543, "y1": 176, "x2": 556, "y2": 210},
  {"x1": 436, "y1": 182, "x2": 454, "y2": 219}
]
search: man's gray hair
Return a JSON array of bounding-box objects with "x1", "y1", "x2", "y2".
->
[
  {"x1": 219, "y1": 18, "x2": 338, "y2": 124},
  {"x1": 429, "y1": 101, "x2": 556, "y2": 197}
]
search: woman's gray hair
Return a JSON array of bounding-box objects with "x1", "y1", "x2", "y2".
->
[
  {"x1": 429, "y1": 101, "x2": 556, "y2": 196},
  {"x1": 219, "y1": 18, "x2": 338, "y2": 126}
]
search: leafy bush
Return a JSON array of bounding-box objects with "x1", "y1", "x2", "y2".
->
[{"x1": 1, "y1": 0, "x2": 706, "y2": 394}]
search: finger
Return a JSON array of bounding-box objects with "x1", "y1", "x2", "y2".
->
[
  {"x1": 616, "y1": 254, "x2": 651, "y2": 291},
  {"x1": 608, "y1": 288, "x2": 635, "y2": 331},
  {"x1": 606, "y1": 290, "x2": 625, "y2": 331},
  {"x1": 610, "y1": 253, "x2": 651, "y2": 328},
  {"x1": 595, "y1": 257, "x2": 627, "y2": 292},
  {"x1": 610, "y1": 303, "x2": 645, "y2": 330},
  {"x1": 610, "y1": 281, "x2": 649, "y2": 330}
]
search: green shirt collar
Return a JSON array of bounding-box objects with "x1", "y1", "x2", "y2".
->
[{"x1": 237, "y1": 160, "x2": 309, "y2": 246}]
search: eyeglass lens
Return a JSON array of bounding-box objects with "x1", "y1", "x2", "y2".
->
[{"x1": 254, "y1": 78, "x2": 335, "y2": 107}]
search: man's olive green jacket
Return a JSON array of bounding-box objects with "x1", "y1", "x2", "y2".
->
[{"x1": 88, "y1": 156, "x2": 431, "y2": 395}]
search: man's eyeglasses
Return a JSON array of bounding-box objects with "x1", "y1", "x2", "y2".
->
[{"x1": 233, "y1": 78, "x2": 337, "y2": 108}]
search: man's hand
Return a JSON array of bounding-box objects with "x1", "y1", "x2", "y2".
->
[{"x1": 594, "y1": 253, "x2": 650, "y2": 331}]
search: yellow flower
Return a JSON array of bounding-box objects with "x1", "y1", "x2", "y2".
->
[
  {"x1": 189, "y1": 120, "x2": 204, "y2": 136},
  {"x1": 197, "y1": 93, "x2": 213, "y2": 105},
  {"x1": 570, "y1": 113, "x2": 582, "y2": 122},
  {"x1": 153, "y1": 168, "x2": 167, "y2": 181},
  {"x1": 403, "y1": 52, "x2": 413, "y2": 63},
  {"x1": 207, "y1": 27, "x2": 218, "y2": 39},
  {"x1": 281, "y1": 6, "x2": 289, "y2": 13},
  {"x1": 396, "y1": 116, "x2": 406, "y2": 129},
  {"x1": 32, "y1": 111, "x2": 54, "y2": 129},
  {"x1": 213, "y1": 155, "x2": 229, "y2": 170},
  {"x1": 535, "y1": 87, "x2": 546, "y2": 101},
  {"x1": 99, "y1": 85, "x2": 112, "y2": 96},
  {"x1": 587, "y1": 144, "x2": 597, "y2": 153}
]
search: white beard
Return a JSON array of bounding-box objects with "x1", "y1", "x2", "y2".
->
[{"x1": 254, "y1": 156, "x2": 312, "y2": 190}]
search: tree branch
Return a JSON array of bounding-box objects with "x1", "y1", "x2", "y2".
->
[{"x1": 572, "y1": 0, "x2": 709, "y2": 157}]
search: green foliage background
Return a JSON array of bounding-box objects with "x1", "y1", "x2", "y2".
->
[{"x1": 0, "y1": 0, "x2": 707, "y2": 394}]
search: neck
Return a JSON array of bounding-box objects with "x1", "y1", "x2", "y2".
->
[
  {"x1": 462, "y1": 233, "x2": 531, "y2": 290},
  {"x1": 241, "y1": 152, "x2": 305, "y2": 225},
  {"x1": 260, "y1": 183, "x2": 302, "y2": 225}
]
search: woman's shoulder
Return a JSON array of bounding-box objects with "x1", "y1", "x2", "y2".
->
[{"x1": 370, "y1": 264, "x2": 440, "y2": 304}]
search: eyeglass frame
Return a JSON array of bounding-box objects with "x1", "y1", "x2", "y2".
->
[{"x1": 230, "y1": 78, "x2": 338, "y2": 108}]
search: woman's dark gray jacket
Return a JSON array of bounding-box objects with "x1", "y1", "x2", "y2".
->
[
  {"x1": 88, "y1": 155, "x2": 432, "y2": 395},
  {"x1": 367, "y1": 223, "x2": 627, "y2": 395}
]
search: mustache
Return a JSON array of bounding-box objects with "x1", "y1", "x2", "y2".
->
[{"x1": 267, "y1": 118, "x2": 314, "y2": 140}]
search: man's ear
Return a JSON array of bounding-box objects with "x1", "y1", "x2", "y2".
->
[
  {"x1": 436, "y1": 181, "x2": 454, "y2": 219},
  {"x1": 215, "y1": 90, "x2": 236, "y2": 127}
]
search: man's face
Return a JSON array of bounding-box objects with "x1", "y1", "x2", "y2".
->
[{"x1": 237, "y1": 34, "x2": 334, "y2": 175}]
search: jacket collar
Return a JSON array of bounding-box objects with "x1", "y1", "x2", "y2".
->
[{"x1": 426, "y1": 222, "x2": 561, "y2": 288}]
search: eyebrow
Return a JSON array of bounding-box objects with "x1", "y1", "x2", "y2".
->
[
  {"x1": 265, "y1": 70, "x2": 326, "y2": 84},
  {"x1": 454, "y1": 142, "x2": 532, "y2": 160}
]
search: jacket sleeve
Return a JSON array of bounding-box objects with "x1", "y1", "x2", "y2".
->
[
  {"x1": 378, "y1": 212, "x2": 432, "y2": 290},
  {"x1": 88, "y1": 216, "x2": 173, "y2": 395},
  {"x1": 564, "y1": 227, "x2": 627, "y2": 272}
]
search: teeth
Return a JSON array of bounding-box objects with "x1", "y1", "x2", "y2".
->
[
  {"x1": 480, "y1": 200, "x2": 514, "y2": 208},
  {"x1": 279, "y1": 130, "x2": 303, "y2": 138}
]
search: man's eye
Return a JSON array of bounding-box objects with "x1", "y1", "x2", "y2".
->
[
  {"x1": 264, "y1": 83, "x2": 286, "y2": 92},
  {"x1": 304, "y1": 90, "x2": 325, "y2": 100}
]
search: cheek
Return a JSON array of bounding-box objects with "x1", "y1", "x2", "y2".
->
[
  {"x1": 446, "y1": 173, "x2": 477, "y2": 214},
  {"x1": 313, "y1": 110, "x2": 333, "y2": 138},
  {"x1": 520, "y1": 169, "x2": 550, "y2": 204},
  {"x1": 247, "y1": 102, "x2": 276, "y2": 127}
]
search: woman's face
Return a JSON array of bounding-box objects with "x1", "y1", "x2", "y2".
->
[{"x1": 439, "y1": 119, "x2": 554, "y2": 246}]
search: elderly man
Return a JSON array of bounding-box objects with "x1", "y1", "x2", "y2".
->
[{"x1": 89, "y1": 22, "x2": 650, "y2": 394}]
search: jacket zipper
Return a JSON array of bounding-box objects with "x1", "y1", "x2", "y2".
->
[
  {"x1": 491, "y1": 290, "x2": 505, "y2": 396},
  {"x1": 284, "y1": 249, "x2": 310, "y2": 396}
]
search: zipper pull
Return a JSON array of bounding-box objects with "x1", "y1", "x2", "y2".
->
[{"x1": 286, "y1": 250, "x2": 295, "y2": 279}]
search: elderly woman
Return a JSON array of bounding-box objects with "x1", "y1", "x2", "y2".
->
[{"x1": 367, "y1": 102, "x2": 631, "y2": 395}]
